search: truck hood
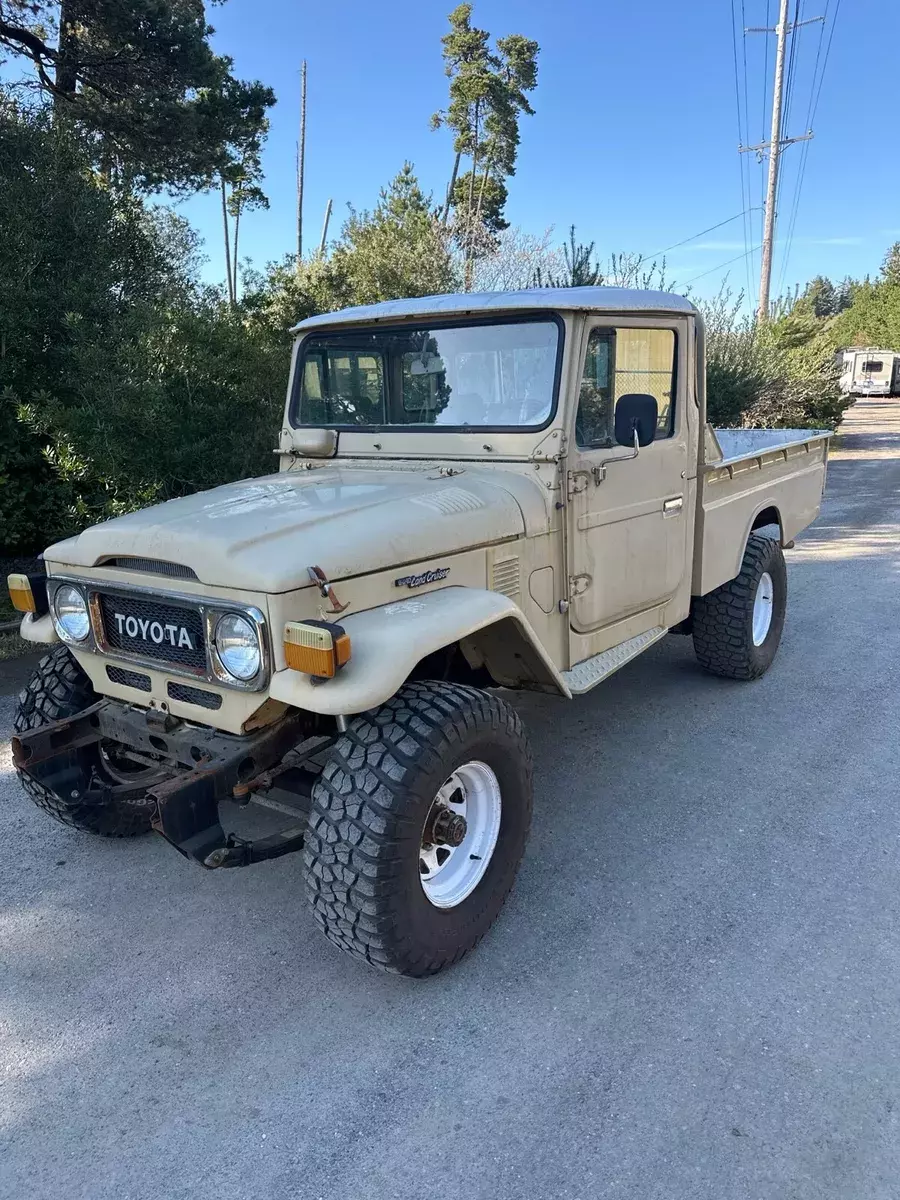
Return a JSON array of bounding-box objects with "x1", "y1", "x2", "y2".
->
[{"x1": 44, "y1": 466, "x2": 531, "y2": 592}]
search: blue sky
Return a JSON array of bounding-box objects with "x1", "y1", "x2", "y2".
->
[{"x1": 177, "y1": 0, "x2": 898, "y2": 305}]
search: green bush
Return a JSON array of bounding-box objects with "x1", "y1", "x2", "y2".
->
[
  {"x1": 35, "y1": 298, "x2": 288, "y2": 514},
  {"x1": 0, "y1": 104, "x2": 203, "y2": 550},
  {"x1": 702, "y1": 291, "x2": 847, "y2": 430},
  {"x1": 0, "y1": 391, "x2": 75, "y2": 553}
]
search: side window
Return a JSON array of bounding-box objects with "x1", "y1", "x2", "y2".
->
[
  {"x1": 576, "y1": 327, "x2": 677, "y2": 447},
  {"x1": 613, "y1": 328, "x2": 677, "y2": 437},
  {"x1": 575, "y1": 330, "x2": 613, "y2": 447}
]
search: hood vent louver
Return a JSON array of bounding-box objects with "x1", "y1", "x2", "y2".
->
[
  {"x1": 491, "y1": 556, "x2": 521, "y2": 601},
  {"x1": 96, "y1": 557, "x2": 198, "y2": 581}
]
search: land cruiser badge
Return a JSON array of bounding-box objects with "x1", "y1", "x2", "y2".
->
[{"x1": 394, "y1": 567, "x2": 450, "y2": 589}]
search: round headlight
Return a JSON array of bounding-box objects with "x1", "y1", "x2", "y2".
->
[
  {"x1": 215, "y1": 613, "x2": 261, "y2": 681},
  {"x1": 52, "y1": 584, "x2": 90, "y2": 642}
]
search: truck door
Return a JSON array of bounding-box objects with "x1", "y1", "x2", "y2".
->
[{"x1": 567, "y1": 319, "x2": 691, "y2": 636}]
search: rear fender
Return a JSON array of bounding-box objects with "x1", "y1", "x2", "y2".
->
[{"x1": 268, "y1": 586, "x2": 571, "y2": 716}]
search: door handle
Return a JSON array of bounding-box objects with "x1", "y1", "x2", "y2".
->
[{"x1": 663, "y1": 496, "x2": 684, "y2": 516}]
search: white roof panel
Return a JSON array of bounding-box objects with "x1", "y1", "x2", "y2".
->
[{"x1": 291, "y1": 286, "x2": 697, "y2": 332}]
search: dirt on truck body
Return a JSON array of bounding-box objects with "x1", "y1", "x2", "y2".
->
[{"x1": 9, "y1": 286, "x2": 830, "y2": 976}]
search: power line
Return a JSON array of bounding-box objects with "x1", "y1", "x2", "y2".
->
[
  {"x1": 757, "y1": 0, "x2": 791, "y2": 320},
  {"x1": 642, "y1": 208, "x2": 762, "y2": 261},
  {"x1": 731, "y1": 0, "x2": 756, "y2": 305},
  {"x1": 685, "y1": 245, "x2": 763, "y2": 284},
  {"x1": 743, "y1": 0, "x2": 820, "y2": 319},
  {"x1": 808, "y1": 0, "x2": 841, "y2": 121},
  {"x1": 741, "y1": 0, "x2": 758, "y2": 303},
  {"x1": 774, "y1": 0, "x2": 803, "y2": 275},
  {"x1": 777, "y1": 0, "x2": 841, "y2": 289},
  {"x1": 777, "y1": 6, "x2": 821, "y2": 292},
  {"x1": 761, "y1": 0, "x2": 771, "y2": 143},
  {"x1": 781, "y1": 0, "x2": 803, "y2": 154}
]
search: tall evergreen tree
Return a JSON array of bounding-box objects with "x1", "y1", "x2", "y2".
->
[
  {"x1": 0, "y1": 0, "x2": 275, "y2": 193},
  {"x1": 431, "y1": 3, "x2": 538, "y2": 285},
  {"x1": 880, "y1": 242, "x2": 900, "y2": 287}
]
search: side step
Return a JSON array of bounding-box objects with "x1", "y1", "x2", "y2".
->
[{"x1": 562, "y1": 626, "x2": 667, "y2": 695}]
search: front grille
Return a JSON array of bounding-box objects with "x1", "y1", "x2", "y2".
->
[
  {"x1": 167, "y1": 682, "x2": 222, "y2": 710},
  {"x1": 106, "y1": 665, "x2": 152, "y2": 692},
  {"x1": 98, "y1": 557, "x2": 198, "y2": 581},
  {"x1": 97, "y1": 592, "x2": 206, "y2": 672}
]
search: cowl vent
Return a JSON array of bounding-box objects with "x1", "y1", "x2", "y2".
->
[{"x1": 96, "y1": 557, "x2": 198, "y2": 581}]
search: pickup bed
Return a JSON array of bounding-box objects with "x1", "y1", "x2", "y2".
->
[{"x1": 695, "y1": 426, "x2": 828, "y2": 596}]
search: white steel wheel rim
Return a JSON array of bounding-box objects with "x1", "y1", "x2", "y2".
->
[
  {"x1": 752, "y1": 571, "x2": 775, "y2": 646},
  {"x1": 420, "y1": 761, "x2": 502, "y2": 909}
]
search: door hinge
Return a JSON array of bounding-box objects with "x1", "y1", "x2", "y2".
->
[
  {"x1": 567, "y1": 471, "x2": 590, "y2": 499},
  {"x1": 568, "y1": 573, "x2": 592, "y2": 597}
]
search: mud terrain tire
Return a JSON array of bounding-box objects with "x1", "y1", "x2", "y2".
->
[
  {"x1": 304, "y1": 681, "x2": 533, "y2": 977},
  {"x1": 692, "y1": 533, "x2": 788, "y2": 681}
]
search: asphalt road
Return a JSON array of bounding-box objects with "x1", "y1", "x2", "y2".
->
[{"x1": 2, "y1": 399, "x2": 900, "y2": 1200}]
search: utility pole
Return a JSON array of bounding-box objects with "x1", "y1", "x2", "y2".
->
[
  {"x1": 297, "y1": 60, "x2": 307, "y2": 261},
  {"x1": 742, "y1": 4, "x2": 821, "y2": 322},
  {"x1": 318, "y1": 198, "x2": 333, "y2": 256},
  {"x1": 757, "y1": 0, "x2": 790, "y2": 324}
]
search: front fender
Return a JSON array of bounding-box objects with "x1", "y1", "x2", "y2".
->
[
  {"x1": 268, "y1": 586, "x2": 570, "y2": 716},
  {"x1": 19, "y1": 612, "x2": 59, "y2": 645}
]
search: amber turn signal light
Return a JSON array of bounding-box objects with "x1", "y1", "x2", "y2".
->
[
  {"x1": 284, "y1": 620, "x2": 351, "y2": 678},
  {"x1": 7, "y1": 573, "x2": 36, "y2": 614}
]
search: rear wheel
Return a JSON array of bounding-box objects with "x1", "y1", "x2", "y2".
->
[
  {"x1": 303, "y1": 681, "x2": 533, "y2": 976},
  {"x1": 691, "y1": 533, "x2": 788, "y2": 680},
  {"x1": 14, "y1": 646, "x2": 159, "y2": 837}
]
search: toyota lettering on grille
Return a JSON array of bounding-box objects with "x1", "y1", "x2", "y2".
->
[{"x1": 112, "y1": 611, "x2": 194, "y2": 650}]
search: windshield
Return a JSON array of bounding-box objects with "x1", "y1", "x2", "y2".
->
[{"x1": 294, "y1": 318, "x2": 560, "y2": 430}]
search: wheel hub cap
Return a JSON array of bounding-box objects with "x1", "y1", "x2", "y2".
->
[
  {"x1": 419, "y1": 761, "x2": 502, "y2": 909},
  {"x1": 427, "y1": 808, "x2": 468, "y2": 848},
  {"x1": 752, "y1": 571, "x2": 775, "y2": 646}
]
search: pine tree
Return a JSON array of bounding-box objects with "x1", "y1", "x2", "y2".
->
[
  {"x1": 431, "y1": 4, "x2": 538, "y2": 285},
  {"x1": 0, "y1": 0, "x2": 275, "y2": 194},
  {"x1": 880, "y1": 242, "x2": 900, "y2": 287}
]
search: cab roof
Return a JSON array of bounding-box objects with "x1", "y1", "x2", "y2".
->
[{"x1": 291, "y1": 286, "x2": 697, "y2": 332}]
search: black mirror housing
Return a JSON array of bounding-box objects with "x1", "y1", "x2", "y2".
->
[{"x1": 614, "y1": 393, "x2": 658, "y2": 447}]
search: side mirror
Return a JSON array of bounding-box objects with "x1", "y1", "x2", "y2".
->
[{"x1": 615, "y1": 393, "x2": 658, "y2": 448}]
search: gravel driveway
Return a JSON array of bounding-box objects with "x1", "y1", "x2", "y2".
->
[{"x1": 2, "y1": 399, "x2": 899, "y2": 1200}]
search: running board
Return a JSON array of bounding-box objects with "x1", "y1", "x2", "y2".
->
[{"x1": 562, "y1": 626, "x2": 667, "y2": 695}]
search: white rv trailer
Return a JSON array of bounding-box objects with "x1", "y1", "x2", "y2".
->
[{"x1": 837, "y1": 347, "x2": 900, "y2": 397}]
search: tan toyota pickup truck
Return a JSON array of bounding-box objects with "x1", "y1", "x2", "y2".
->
[{"x1": 8, "y1": 287, "x2": 830, "y2": 976}]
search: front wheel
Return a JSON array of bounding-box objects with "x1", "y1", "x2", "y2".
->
[
  {"x1": 691, "y1": 533, "x2": 788, "y2": 680},
  {"x1": 303, "y1": 682, "x2": 533, "y2": 976}
]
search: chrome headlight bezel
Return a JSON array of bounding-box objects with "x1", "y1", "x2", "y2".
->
[
  {"x1": 51, "y1": 583, "x2": 91, "y2": 643},
  {"x1": 44, "y1": 574, "x2": 271, "y2": 692},
  {"x1": 212, "y1": 611, "x2": 262, "y2": 682}
]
